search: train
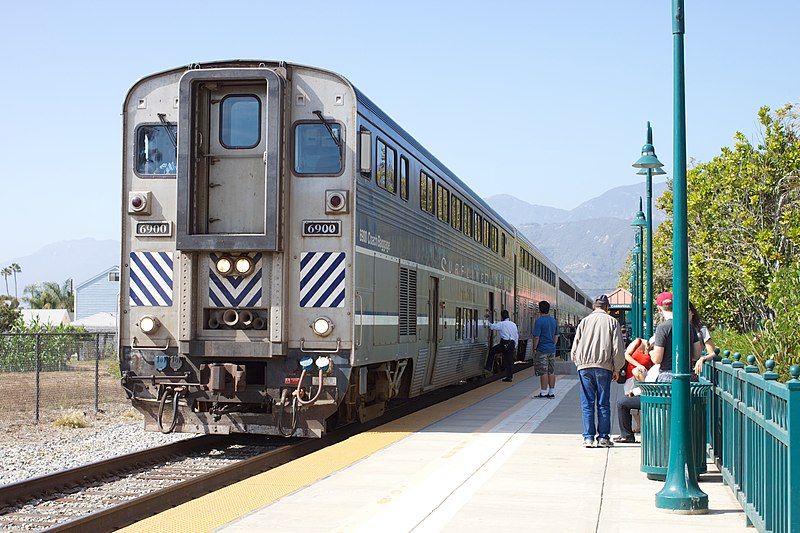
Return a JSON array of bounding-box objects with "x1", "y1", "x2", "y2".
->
[{"x1": 119, "y1": 60, "x2": 592, "y2": 437}]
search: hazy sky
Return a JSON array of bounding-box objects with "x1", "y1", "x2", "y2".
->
[{"x1": 1, "y1": 0, "x2": 798, "y2": 259}]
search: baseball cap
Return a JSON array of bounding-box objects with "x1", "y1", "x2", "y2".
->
[
  {"x1": 656, "y1": 292, "x2": 673, "y2": 307},
  {"x1": 594, "y1": 294, "x2": 610, "y2": 306}
]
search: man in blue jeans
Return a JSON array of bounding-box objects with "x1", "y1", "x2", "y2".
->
[{"x1": 570, "y1": 295, "x2": 625, "y2": 448}]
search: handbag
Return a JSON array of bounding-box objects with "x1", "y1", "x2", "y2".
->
[{"x1": 615, "y1": 365, "x2": 627, "y2": 384}]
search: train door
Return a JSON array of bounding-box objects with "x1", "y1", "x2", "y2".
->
[
  {"x1": 206, "y1": 85, "x2": 268, "y2": 234},
  {"x1": 424, "y1": 276, "x2": 440, "y2": 387},
  {"x1": 488, "y1": 291, "x2": 495, "y2": 347}
]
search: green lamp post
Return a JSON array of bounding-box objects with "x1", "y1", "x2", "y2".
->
[
  {"x1": 629, "y1": 263, "x2": 636, "y2": 336},
  {"x1": 631, "y1": 200, "x2": 647, "y2": 339},
  {"x1": 629, "y1": 246, "x2": 640, "y2": 338},
  {"x1": 655, "y1": 0, "x2": 709, "y2": 512},
  {"x1": 635, "y1": 125, "x2": 666, "y2": 339}
]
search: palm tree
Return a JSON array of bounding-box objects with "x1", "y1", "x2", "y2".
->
[
  {"x1": 10, "y1": 263, "x2": 20, "y2": 299},
  {"x1": 24, "y1": 280, "x2": 74, "y2": 311},
  {"x1": 0, "y1": 267, "x2": 10, "y2": 296}
]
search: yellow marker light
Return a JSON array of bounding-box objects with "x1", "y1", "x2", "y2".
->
[
  {"x1": 311, "y1": 317, "x2": 334, "y2": 337},
  {"x1": 234, "y1": 256, "x2": 254, "y2": 276},
  {"x1": 140, "y1": 315, "x2": 160, "y2": 334},
  {"x1": 215, "y1": 256, "x2": 233, "y2": 276}
]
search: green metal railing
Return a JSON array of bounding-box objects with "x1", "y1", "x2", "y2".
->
[{"x1": 702, "y1": 351, "x2": 800, "y2": 533}]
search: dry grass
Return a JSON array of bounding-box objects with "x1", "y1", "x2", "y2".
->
[
  {"x1": 52, "y1": 410, "x2": 91, "y2": 428},
  {"x1": 0, "y1": 359, "x2": 129, "y2": 425},
  {"x1": 121, "y1": 408, "x2": 142, "y2": 420}
]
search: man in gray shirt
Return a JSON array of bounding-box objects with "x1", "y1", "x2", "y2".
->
[{"x1": 570, "y1": 295, "x2": 625, "y2": 448}]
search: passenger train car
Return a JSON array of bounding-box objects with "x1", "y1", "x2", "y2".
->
[{"x1": 120, "y1": 60, "x2": 592, "y2": 437}]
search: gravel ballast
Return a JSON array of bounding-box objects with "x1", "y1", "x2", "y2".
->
[{"x1": 0, "y1": 409, "x2": 191, "y2": 486}]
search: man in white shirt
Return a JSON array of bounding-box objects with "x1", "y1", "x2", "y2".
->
[{"x1": 485, "y1": 310, "x2": 519, "y2": 382}]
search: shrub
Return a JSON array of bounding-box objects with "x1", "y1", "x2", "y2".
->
[
  {"x1": 0, "y1": 321, "x2": 89, "y2": 372},
  {"x1": 53, "y1": 410, "x2": 90, "y2": 428}
]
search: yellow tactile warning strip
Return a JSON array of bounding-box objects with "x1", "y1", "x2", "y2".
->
[{"x1": 121, "y1": 368, "x2": 536, "y2": 533}]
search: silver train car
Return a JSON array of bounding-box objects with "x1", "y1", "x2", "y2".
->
[{"x1": 120, "y1": 60, "x2": 592, "y2": 437}]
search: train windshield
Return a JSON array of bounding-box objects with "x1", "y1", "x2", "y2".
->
[
  {"x1": 135, "y1": 124, "x2": 177, "y2": 175},
  {"x1": 294, "y1": 123, "x2": 342, "y2": 175}
]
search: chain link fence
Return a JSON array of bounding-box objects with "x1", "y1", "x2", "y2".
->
[{"x1": 0, "y1": 333, "x2": 127, "y2": 425}]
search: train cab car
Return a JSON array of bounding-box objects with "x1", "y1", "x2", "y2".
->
[{"x1": 119, "y1": 60, "x2": 590, "y2": 437}]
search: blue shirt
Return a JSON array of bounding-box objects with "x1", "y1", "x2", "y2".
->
[{"x1": 533, "y1": 315, "x2": 558, "y2": 354}]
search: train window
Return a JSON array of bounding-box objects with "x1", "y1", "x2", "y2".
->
[
  {"x1": 400, "y1": 156, "x2": 409, "y2": 201},
  {"x1": 376, "y1": 139, "x2": 396, "y2": 193},
  {"x1": 419, "y1": 171, "x2": 434, "y2": 214},
  {"x1": 483, "y1": 219, "x2": 490, "y2": 247},
  {"x1": 294, "y1": 122, "x2": 343, "y2": 175},
  {"x1": 491, "y1": 226, "x2": 499, "y2": 253},
  {"x1": 463, "y1": 204, "x2": 472, "y2": 237},
  {"x1": 436, "y1": 184, "x2": 449, "y2": 223},
  {"x1": 501, "y1": 233, "x2": 506, "y2": 257},
  {"x1": 220, "y1": 95, "x2": 261, "y2": 149},
  {"x1": 474, "y1": 213, "x2": 482, "y2": 242},
  {"x1": 451, "y1": 196, "x2": 462, "y2": 231},
  {"x1": 135, "y1": 124, "x2": 177, "y2": 176}
]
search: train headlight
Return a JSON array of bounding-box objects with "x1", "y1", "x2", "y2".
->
[
  {"x1": 310, "y1": 317, "x2": 334, "y2": 337},
  {"x1": 215, "y1": 256, "x2": 233, "y2": 276},
  {"x1": 234, "y1": 256, "x2": 254, "y2": 276},
  {"x1": 139, "y1": 315, "x2": 160, "y2": 334}
]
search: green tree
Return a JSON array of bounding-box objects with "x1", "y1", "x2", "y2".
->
[
  {"x1": 652, "y1": 104, "x2": 800, "y2": 331},
  {"x1": 24, "y1": 280, "x2": 74, "y2": 312},
  {"x1": 0, "y1": 296, "x2": 21, "y2": 332}
]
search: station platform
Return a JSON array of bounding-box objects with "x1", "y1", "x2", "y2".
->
[{"x1": 124, "y1": 367, "x2": 747, "y2": 533}]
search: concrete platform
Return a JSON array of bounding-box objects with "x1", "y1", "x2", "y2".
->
[
  {"x1": 123, "y1": 368, "x2": 747, "y2": 532},
  {"x1": 219, "y1": 373, "x2": 746, "y2": 533}
]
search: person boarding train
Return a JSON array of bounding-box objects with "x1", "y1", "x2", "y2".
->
[{"x1": 485, "y1": 310, "x2": 519, "y2": 382}]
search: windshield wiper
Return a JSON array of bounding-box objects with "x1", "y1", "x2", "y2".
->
[
  {"x1": 157, "y1": 113, "x2": 178, "y2": 150},
  {"x1": 313, "y1": 110, "x2": 342, "y2": 159}
]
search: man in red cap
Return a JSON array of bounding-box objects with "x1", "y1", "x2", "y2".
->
[{"x1": 650, "y1": 291, "x2": 702, "y2": 381}]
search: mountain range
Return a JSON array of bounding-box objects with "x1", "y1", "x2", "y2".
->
[
  {"x1": 0, "y1": 181, "x2": 667, "y2": 303},
  {"x1": 486, "y1": 180, "x2": 668, "y2": 296},
  {"x1": 0, "y1": 239, "x2": 120, "y2": 300}
]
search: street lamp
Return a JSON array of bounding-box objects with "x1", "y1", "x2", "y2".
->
[
  {"x1": 635, "y1": 126, "x2": 666, "y2": 339},
  {"x1": 631, "y1": 200, "x2": 647, "y2": 339},
  {"x1": 655, "y1": 0, "x2": 709, "y2": 512}
]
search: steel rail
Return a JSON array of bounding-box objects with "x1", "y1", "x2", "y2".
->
[
  {"x1": 0, "y1": 434, "x2": 228, "y2": 509},
  {"x1": 43, "y1": 363, "x2": 531, "y2": 532}
]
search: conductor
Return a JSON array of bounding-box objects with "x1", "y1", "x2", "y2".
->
[{"x1": 484, "y1": 310, "x2": 519, "y2": 382}]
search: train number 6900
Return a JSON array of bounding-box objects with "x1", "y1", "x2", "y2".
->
[{"x1": 302, "y1": 221, "x2": 341, "y2": 236}]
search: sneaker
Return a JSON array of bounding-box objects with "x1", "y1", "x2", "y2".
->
[
  {"x1": 612, "y1": 435, "x2": 636, "y2": 444},
  {"x1": 531, "y1": 392, "x2": 548, "y2": 399},
  {"x1": 597, "y1": 438, "x2": 614, "y2": 447},
  {"x1": 583, "y1": 438, "x2": 595, "y2": 448},
  {"x1": 546, "y1": 393, "x2": 555, "y2": 398}
]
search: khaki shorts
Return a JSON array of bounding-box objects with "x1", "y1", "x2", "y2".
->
[{"x1": 535, "y1": 351, "x2": 556, "y2": 376}]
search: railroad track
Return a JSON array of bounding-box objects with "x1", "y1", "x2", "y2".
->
[{"x1": 0, "y1": 363, "x2": 530, "y2": 532}]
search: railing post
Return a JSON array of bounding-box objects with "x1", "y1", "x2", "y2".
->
[
  {"x1": 34, "y1": 333, "x2": 41, "y2": 424},
  {"x1": 95, "y1": 334, "x2": 100, "y2": 413},
  {"x1": 786, "y1": 365, "x2": 800, "y2": 533},
  {"x1": 763, "y1": 359, "x2": 779, "y2": 532}
]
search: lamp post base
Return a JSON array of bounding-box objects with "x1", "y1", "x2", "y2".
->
[{"x1": 655, "y1": 494, "x2": 709, "y2": 514}]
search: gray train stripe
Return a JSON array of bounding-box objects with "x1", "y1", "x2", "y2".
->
[
  {"x1": 129, "y1": 251, "x2": 173, "y2": 306},
  {"x1": 300, "y1": 252, "x2": 346, "y2": 308}
]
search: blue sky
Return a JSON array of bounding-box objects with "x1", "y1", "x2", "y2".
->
[{"x1": 1, "y1": 0, "x2": 798, "y2": 259}]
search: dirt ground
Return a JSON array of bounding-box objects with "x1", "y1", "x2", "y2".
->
[{"x1": 0, "y1": 359, "x2": 130, "y2": 431}]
